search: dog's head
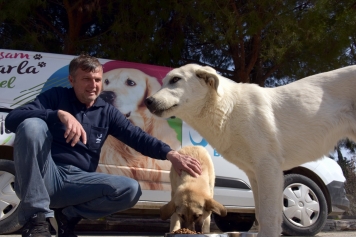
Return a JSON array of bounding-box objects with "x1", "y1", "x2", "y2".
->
[
  {"x1": 144, "y1": 64, "x2": 221, "y2": 119},
  {"x1": 100, "y1": 68, "x2": 161, "y2": 124},
  {"x1": 160, "y1": 189, "x2": 227, "y2": 233}
]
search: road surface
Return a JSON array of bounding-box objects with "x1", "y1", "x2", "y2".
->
[{"x1": 2, "y1": 231, "x2": 356, "y2": 237}]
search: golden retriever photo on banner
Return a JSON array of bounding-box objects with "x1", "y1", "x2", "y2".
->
[{"x1": 97, "y1": 62, "x2": 180, "y2": 190}]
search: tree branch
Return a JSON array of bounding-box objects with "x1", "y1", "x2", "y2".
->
[
  {"x1": 229, "y1": 0, "x2": 246, "y2": 75},
  {"x1": 261, "y1": 63, "x2": 281, "y2": 82},
  {"x1": 246, "y1": 31, "x2": 261, "y2": 74},
  {"x1": 35, "y1": 11, "x2": 65, "y2": 41}
]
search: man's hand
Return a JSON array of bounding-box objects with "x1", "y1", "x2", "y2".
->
[
  {"x1": 166, "y1": 150, "x2": 202, "y2": 177},
  {"x1": 57, "y1": 110, "x2": 87, "y2": 146}
]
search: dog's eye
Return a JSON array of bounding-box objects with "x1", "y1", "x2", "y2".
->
[
  {"x1": 125, "y1": 78, "x2": 136, "y2": 86},
  {"x1": 179, "y1": 214, "x2": 186, "y2": 221},
  {"x1": 104, "y1": 79, "x2": 109, "y2": 85},
  {"x1": 126, "y1": 78, "x2": 136, "y2": 86},
  {"x1": 170, "y1": 77, "x2": 181, "y2": 84},
  {"x1": 193, "y1": 214, "x2": 202, "y2": 221}
]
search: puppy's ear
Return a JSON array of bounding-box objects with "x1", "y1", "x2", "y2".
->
[
  {"x1": 195, "y1": 67, "x2": 220, "y2": 95},
  {"x1": 160, "y1": 201, "x2": 176, "y2": 220},
  {"x1": 145, "y1": 75, "x2": 162, "y2": 97},
  {"x1": 205, "y1": 198, "x2": 227, "y2": 217}
]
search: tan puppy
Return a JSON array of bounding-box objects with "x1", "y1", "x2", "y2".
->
[
  {"x1": 146, "y1": 64, "x2": 356, "y2": 237},
  {"x1": 98, "y1": 68, "x2": 180, "y2": 190},
  {"x1": 160, "y1": 145, "x2": 227, "y2": 233}
]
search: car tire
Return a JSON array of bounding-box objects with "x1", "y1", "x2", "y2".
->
[
  {"x1": 0, "y1": 159, "x2": 22, "y2": 234},
  {"x1": 213, "y1": 212, "x2": 255, "y2": 232},
  {"x1": 282, "y1": 174, "x2": 328, "y2": 236}
]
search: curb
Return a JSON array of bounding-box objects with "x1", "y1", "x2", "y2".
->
[
  {"x1": 76, "y1": 218, "x2": 356, "y2": 232},
  {"x1": 323, "y1": 219, "x2": 356, "y2": 231},
  {"x1": 249, "y1": 219, "x2": 356, "y2": 232}
]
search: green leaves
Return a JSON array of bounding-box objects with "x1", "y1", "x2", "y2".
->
[{"x1": 1, "y1": 0, "x2": 356, "y2": 85}]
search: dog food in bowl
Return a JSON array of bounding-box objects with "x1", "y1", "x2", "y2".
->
[
  {"x1": 165, "y1": 231, "x2": 228, "y2": 237},
  {"x1": 171, "y1": 228, "x2": 202, "y2": 234}
]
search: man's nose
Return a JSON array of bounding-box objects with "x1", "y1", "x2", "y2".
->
[{"x1": 88, "y1": 79, "x2": 97, "y2": 87}]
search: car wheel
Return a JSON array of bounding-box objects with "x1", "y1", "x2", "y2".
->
[
  {"x1": 282, "y1": 174, "x2": 328, "y2": 236},
  {"x1": 0, "y1": 159, "x2": 22, "y2": 234},
  {"x1": 213, "y1": 212, "x2": 255, "y2": 232}
]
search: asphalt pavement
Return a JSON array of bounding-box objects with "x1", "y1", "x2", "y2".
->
[
  {"x1": 2, "y1": 231, "x2": 356, "y2": 237},
  {"x1": 1, "y1": 216, "x2": 355, "y2": 237}
]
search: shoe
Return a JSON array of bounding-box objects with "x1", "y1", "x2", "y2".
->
[
  {"x1": 22, "y1": 213, "x2": 51, "y2": 237},
  {"x1": 51, "y1": 209, "x2": 81, "y2": 237}
]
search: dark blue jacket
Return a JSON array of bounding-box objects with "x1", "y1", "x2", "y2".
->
[{"x1": 5, "y1": 87, "x2": 172, "y2": 172}]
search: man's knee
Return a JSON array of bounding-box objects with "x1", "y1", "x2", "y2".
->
[
  {"x1": 111, "y1": 179, "x2": 142, "y2": 209},
  {"x1": 16, "y1": 118, "x2": 49, "y2": 138},
  {"x1": 125, "y1": 180, "x2": 142, "y2": 208}
]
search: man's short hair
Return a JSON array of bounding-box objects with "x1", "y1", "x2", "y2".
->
[{"x1": 69, "y1": 54, "x2": 102, "y2": 77}]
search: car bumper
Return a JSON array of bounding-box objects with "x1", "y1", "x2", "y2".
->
[{"x1": 327, "y1": 180, "x2": 350, "y2": 215}]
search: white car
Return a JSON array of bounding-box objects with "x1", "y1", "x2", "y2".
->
[
  {"x1": 0, "y1": 114, "x2": 350, "y2": 236},
  {"x1": 0, "y1": 49, "x2": 350, "y2": 236}
]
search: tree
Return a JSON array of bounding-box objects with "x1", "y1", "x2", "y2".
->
[
  {"x1": 332, "y1": 147, "x2": 356, "y2": 216},
  {"x1": 0, "y1": 0, "x2": 182, "y2": 64},
  {"x1": 170, "y1": 0, "x2": 356, "y2": 85},
  {"x1": 1, "y1": 0, "x2": 356, "y2": 85},
  {"x1": 347, "y1": 31, "x2": 356, "y2": 65}
]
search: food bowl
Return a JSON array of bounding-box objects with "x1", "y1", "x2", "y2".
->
[
  {"x1": 225, "y1": 232, "x2": 258, "y2": 237},
  {"x1": 165, "y1": 232, "x2": 258, "y2": 237},
  {"x1": 165, "y1": 234, "x2": 228, "y2": 237}
]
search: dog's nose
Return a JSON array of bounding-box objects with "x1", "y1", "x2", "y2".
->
[
  {"x1": 100, "y1": 91, "x2": 116, "y2": 104},
  {"x1": 144, "y1": 97, "x2": 153, "y2": 107}
]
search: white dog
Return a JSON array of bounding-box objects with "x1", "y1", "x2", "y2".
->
[{"x1": 144, "y1": 64, "x2": 356, "y2": 237}]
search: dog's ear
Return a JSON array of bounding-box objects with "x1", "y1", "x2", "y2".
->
[
  {"x1": 204, "y1": 198, "x2": 227, "y2": 217},
  {"x1": 145, "y1": 75, "x2": 162, "y2": 97},
  {"x1": 195, "y1": 67, "x2": 220, "y2": 95},
  {"x1": 142, "y1": 75, "x2": 162, "y2": 107},
  {"x1": 160, "y1": 200, "x2": 176, "y2": 220}
]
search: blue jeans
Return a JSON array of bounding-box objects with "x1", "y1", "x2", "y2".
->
[{"x1": 13, "y1": 118, "x2": 142, "y2": 225}]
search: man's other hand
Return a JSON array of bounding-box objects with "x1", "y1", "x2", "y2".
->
[{"x1": 57, "y1": 110, "x2": 87, "y2": 146}]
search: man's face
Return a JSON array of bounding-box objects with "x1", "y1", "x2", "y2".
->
[{"x1": 69, "y1": 67, "x2": 103, "y2": 108}]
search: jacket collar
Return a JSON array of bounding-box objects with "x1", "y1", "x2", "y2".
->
[{"x1": 69, "y1": 88, "x2": 106, "y2": 108}]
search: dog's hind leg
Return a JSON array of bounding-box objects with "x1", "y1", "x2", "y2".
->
[
  {"x1": 348, "y1": 102, "x2": 356, "y2": 142},
  {"x1": 247, "y1": 175, "x2": 260, "y2": 231},
  {"x1": 254, "y1": 160, "x2": 284, "y2": 237}
]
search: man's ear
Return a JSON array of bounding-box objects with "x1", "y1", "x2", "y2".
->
[
  {"x1": 68, "y1": 75, "x2": 74, "y2": 87},
  {"x1": 195, "y1": 67, "x2": 220, "y2": 95},
  {"x1": 160, "y1": 200, "x2": 176, "y2": 220}
]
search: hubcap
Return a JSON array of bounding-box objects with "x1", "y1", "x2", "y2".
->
[
  {"x1": 283, "y1": 182, "x2": 320, "y2": 227},
  {"x1": 0, "y1": 171, "x2": 20, "y2": 221}
]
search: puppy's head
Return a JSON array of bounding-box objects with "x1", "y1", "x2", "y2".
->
[
  {"x1": 144, "y1": 64, "x2": 221, "y2": 119},
  {"x1": 160, "y1": 189, "x2": 227, "y2": 233},
  {"x1": 100, "y1": 68, "x2": 161, "y2": 124}
]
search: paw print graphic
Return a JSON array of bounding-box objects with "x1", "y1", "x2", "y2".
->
[
  {"x1": 38, "y1": 62, "x2": 46, "y2": 68},
  {"x1": 33, "y1": 54, "x2": 42, "y2": 60}
]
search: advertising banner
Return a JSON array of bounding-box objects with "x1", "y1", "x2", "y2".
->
[
  {"x1": 0, "y1": 49, "x2": 248, "y2": 191},
  {"x1": 0, "y1": 49, "x2": 180, "y2": 190}
]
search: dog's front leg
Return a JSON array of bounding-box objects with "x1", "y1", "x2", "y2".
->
[
  {"x1": 170, "y1": 213, "x2": 181, "y2": 232},
  {"x1": 202, "y1": 215, "x2": 211, "y2": 233},
  {"x1": 255, "y1": 162, "x2": 284, "y2": 237}
]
